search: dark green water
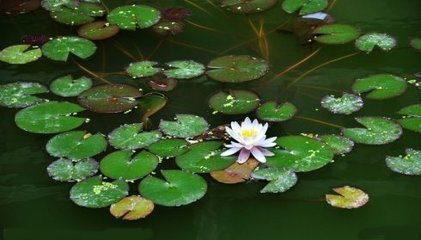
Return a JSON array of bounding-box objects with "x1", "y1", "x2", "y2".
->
[{"x1": 0, "y1": 0, "x2": 420, "y2": 239}]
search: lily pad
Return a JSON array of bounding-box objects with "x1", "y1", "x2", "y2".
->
[
  {"x1": 209, "y1": 90, "x2": 260, "y2": 115},
  {"x1": 385, "y1": 149, "x2": 421, "y2": 175},
  {"x1": 70, "y1": 176, "x2": 129, "y2": 208},
  {"x1": 50, "y1": 75, "x2": 92, "y2": 97},
  {"x1": 256, "y1": 101, "x2": 297, "y2": 122},
  {"x1": 326, "y1": 186, "x2": 369, "y2": 209},
  {"x1": 252, "y1": 167, "x2": 297, "y2": 193},
  {"x1": 15, "y1": 101, "x2": 86, "y2": 134},
  {"x1": 99, "y1": 150, "x2": 159, "y2": 181},
  {"x1": 50, "y1": 2, "x2": 105, "y2": 26},
  {"x1": 42, "y1": 36, "x2": 97, "y2": 61},
  {"x1": 47, "y1": 158, "x2": 98, "y2": 182},
  {"x1": 355, "y1": 33, "x2": 397, "y2": 53},
  {"x1": 312, "y1": 24, "x2": 360, "y2": 44},
  {"x1": 207, "y1": 55, "x2": 269, "y2": 83},
  {"x1": 153, "y1": 21, "x2": 184, "y2": 35},
  {"x1": 352, "y1": 74, "x2": 407, "y2": 100},
  {"x1": 137, "y1": 92, "x2": 167, "y2": 123},
  {"x1": 78, "y1": 21, "x2": 120, "y2": 40},
  {"x1": 126, "y1": 61, "x2": 161, "y2": 78},
  {"x1": 107, "y1": 5, "x2": 161, "y2": 30},
  {"x1": 221, "y1": 0, "x2": 277, "y2": 14},
  {"x1": 147, "y1": 139, "x2": 189, "y2": 158},
  {"x1": 46, "y1": 131, "x2": 107, "y2": 160},
  {"x1": 210, "y1": 158, "x2": 260, "y2": 184},
  {"x1": 0, "y1": 44, "x2": 42, "y2": 64},
  {"x1": 78, "y1": 84, "x2": 142, "y2": 113},
  {"x1": 410, "y1": 38, "x2": 421, "y2": 51},
  {"x1": 266, "y1": 135, "x2": 334, "y2": 172},
  {"x1": 397, "y1": 104, "x2": 421, "y2": 133},
  {"x1": 0, "y1": 82, "x2": 48, "y2": 108},
  {"x1": 320, "y1": 92, "x2": 363, "y2": 115},
  {"x1": 176, "y1": 141, "x2": 237, "y2": 173},
  {"x1": 318, "y1": 134, "x2": 354, "y2": 155},
  {"x1": 159, "y1": 114, "x2": 209, "y2": 138},
  {"x1": 282, "y1": 0, "x2": 328, "y2": 15},
  {"x1": 138, "y1": 170, "x2": 207, "y2": 207},
  {"x1": 108, "y1": 123, "x2": 161, "y2": 150},
  {"x1": 163, "y1": 60, "x2": 205, "y2": 79},
  {"x1": 110, "y1": 195, "x2": 154, "y2": 220},
  {"x1": 41, "y1": 0, "x2": 78, "y2": 11},
  {"x1": 342, "y1": 117, "x2": 402, "y2": 145}
]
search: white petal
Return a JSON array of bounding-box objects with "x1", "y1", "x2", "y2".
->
[
  {"x1": 258, "y1": 147, "x2": 275, "y2": 156},
  {"x1": 256, "y1": 137, "x2": 277, "y2": 147},
  {"x1": 221, "y1": 147, "x2": 241, "y2": 156},
  {"x1": 261, "y1": 123, "x2": 268, "y2": 135},
  {"x1": 242, "y1": 117, "x2": 252, "y2": 128},
  {"x1": 231, "y1": 121, "x2": 241, "y2": 133},
  {"x1": 225, "y1": 126, "x2": 234, "y2": 137},
  {"x1": 237, "y1": 148, "x2": 250, "y2": 163},
  {"x1": 230, "y1": 141, "x2": 244, "y2": 148},
  {"x1": 251, "y1": 147, "x2": 266, "y2": 163}
]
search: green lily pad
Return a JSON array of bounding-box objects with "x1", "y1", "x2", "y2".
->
[
  {"x1": 312, "y1": 24, "x2": 360, "y2": 44},
  {"x1": 410, "y1": 38, "x2": 421, "y2": 51},
  {"x1": 320, "y1": 92, "x2": 363, "y2": 115},
  {"x1": 99, "y1": 150, "x2": 159, "y2": 181},
  {"x1": 137, "y1": 92, "x2": 168, "y2": 123},
  {"x1": 326, "y1": 186, "x2": 369, "y2": 209},
  {"x1": 108, "y1": 123, "x2": 161, "y2": 150},
  {"x1": 50, "y1": 2, "x2": 105, "y2": 26},
  {"x1": 0, "y1": 44, "x2": 42, "y2": 64},
  {"x1": 110, "y1": 195, "x2": 154, "y2": 220},
  {"x1": 126, "y1": 61, "x2": 161, "y2": 78},
  {"x1": 176, "y1": 141, "x2": 236, "y2": 173},
  {"x1": 41, "y1": 0, "x2": 78, "y2": 11},
  {"x1": 50, "y1": 75, "x2": 92, "y2": 97},
  {"x1": 70, "y1": 176, "x2": 129, "y2": 208},
  {"x1": 78, "y1": 21, "x2": 120, "y2": 40},
  {"x1": 107, "y1": 5, "x2": 161, "y2": 30},
  {"x1": 46, "y1": 131, "x2": 107, "y2": 160},
  {"x1": 15, "y1": 101, "x2": 86, "y2": 134},
  {"x1": 352, "y1": 74, "x2": 407, "y2": 100},
  {"x1": 0, "y1": 82, "x2": 48, "y2": 108},
  {"x1": 267, "y1": 135, "x2": 334, "y2": 172},
  {"x1": 252, "y1": 167, "x2": 298, "y2": 193},
  {"x1": 256, "y1": 101, "x2": 297, "y2": 122},
  {"x1": 209, "y1": 90, "x2": 260, "y2": 115},
  {"x1": 355, "y1": 33, "x2": 397, "y2": 53},
  {"x1": 318, "y1": 134, "x2": 354, "y2": 155},
  {"x1": 221, "y1": 0, "x2": 277, "y2": 14},
  {"x1": 163, "y1": 60, "x2": 205, "y2": 79},
  {"x1": 41, "y1": 36, "x2": 97, "y2": 61},
  {"x1": 138, "y1": 170, "x2": 207, "y2": 207},
  {"x1": 282, "y1": 0, "x2": 328, "y2": 15},
  {"x1": 207, "y1": 55, "x2": 269, "y2": 83},
  {"x1": 147, "y1": 139, "x2": 189, "y2": 158},
  {"x1": 342, "y1": 117, "x2": 402, "y2": 145},
  {"x1": 78, "y1": 84, "x2": 142, "y2": 113},
  {"x1": 397, "y1": 104, "x2": 421, "y2": 133},
  {"x1": 159, "y1": 114, "x2": 209, "y2": 138},
  {"x1": 385, "y1": 149, "x2": 421, "y2": 175},
  {"x1": 47, "y1": 158, "x2": 98, "y2": 182}
]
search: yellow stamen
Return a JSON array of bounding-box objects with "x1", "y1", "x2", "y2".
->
[{"x1": 241, "y1": 129, "x2": 257, "y2": 138}]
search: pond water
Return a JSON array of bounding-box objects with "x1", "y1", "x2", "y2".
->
[{"x1": 0, "y1": 0, "x2": 420, "y2": 239}]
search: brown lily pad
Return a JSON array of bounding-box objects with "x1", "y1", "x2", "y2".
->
[
  {"x1": 326, "y1": 186, "x2": 369, "y2": 209},
  {"x1": 78, "y1": 21, "x2": 120, "y2": 41},
  {"x1": 110, "y1": 195, "x2": 154, "y2": 220},
  {"x1": 210, "y1": 158, "x2": 259, "y2": 184}
]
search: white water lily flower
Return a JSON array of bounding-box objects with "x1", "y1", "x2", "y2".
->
[{"x1": 221, "y1": 117, "x2": 277, "y2": 164}]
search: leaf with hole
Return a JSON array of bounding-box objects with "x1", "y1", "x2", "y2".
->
[
  {"x1": 256, "y1": 101, "x2": 297, "y2": 122},
  {"x1": 282, "y1": 0, "x2": 328, "y2": 15},
  {"x1": 209, "y1": 90, "x2": 260, "y2": 115},
  {"x1": 0, "y1": 82, "x2": 48, "y2": 108},
  {"x1": 42, "y1": 36, "x2": 97, "y2": 61},
  {"x1": 326, "y1": 186, "x2": 369, "y2": 209},
  {"x1": 147, "y1": 139, "x2": 189, "y2": 158},
  {"x1": 126, "y1": 61, "x2": 161, "y2": 78},
  {"x1": 320, "y1": 92, "x2": 363, "y2": 115},
  {"x1": 159, "y1": 114, "x2": 209, "y2": 138},
  {"x1": 108, "y1": 123, "x2": 161, "y2": 150},
  {"x1": 352, "y1": 74, "x2": 407, "y2": 99},
  {"x1": 318, "y1": 134, "x2": 354, "y2": 155},
  {"x1": 252, "y1": 167, "x2": 297, "y2": 193},
  {"x1": 312, "y1": 24, "x2": 360, "y2": 44},
  {"x1": 47, "y1": 158, "x2": 98, "y2": 182},
  {"x1": 107, "y1": 5, "x2": 161, "y2": 30},
  {"x1": 355, "y1": 33, "x2": 396, "y2": 53},
  {"x1": 0, "y1": 44, "x2": 42, "y2": 64},
  {"x1": 385, "y1": 149, "x2": 421, "y2": 176},
  {"x1": 110, "y1": 195, "x2": 154, "y2": 220},
  {"x1": 50, "y1": 75, "x2": 92, "y2": 97},
  {"x1": 397, "y1": 104, "x2": 421, "y2": 133}
]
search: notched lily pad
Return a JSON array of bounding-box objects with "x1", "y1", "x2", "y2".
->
[
  {"x1": 163, "y1": 60, "x2": 205, "y2": 79},
  {"x1": 50, "y1": 75, "x2": 92, "y2": 97},
  {"x1": 210, "y1": 158, "x2": 260, "y2": 184},
  {"x1": 221, "y1": 0, "x2": 277, "y2": 14},
  {"x1": 312, "y1": 24, "x2": 360, "y2": 44},
  {"x1": 159, "y1": 114, "x2": 209, "y2": 138},
  {"x1": 252, "y1": 167, "x2": 297, "y2": 193},
  {"x1": 0, "y1": 82, "x2": 48, "y2": 108},
  {"x1": 352, "y1": 74, "x2": 407, "y2": 100},
  {"x1": 46, "y1": 130, "x2": 107, "y2": 160},
  {"x1": 42, "y1": 36, "x2": 97, "y2": 61},
  {"x1": 147, "y1": 139, "x2": 189, "y2": 158},
  {"x1": 355, "y1": 33, "x2": 397, "y2": 53},
  {"x1": 78, "y1": 21, "x2": 120, "y2": 40},
  {"x1": 397, "y1": 104, "x2": 421, "y2": 133},
  {"x1": 209, "y1": 90, "x2": 260, "y2": 115},
  {"x1": 107, "y1": 4, "x2": 161, "y2": 30},
  {"x1": 70, "y1": 176, "x2": 129, "y2": 208},
  {"x1": 318, "y1": 134, "x2": 354, "y2": 155},
  {"x1": 78, "y1": 84, "x2": 142, "y2": 113},
  {"x1": 342, "y1": 117, "x2": 402, "y2": 145},
  {"x1": 320, "y1": 92, "x2": 363, "y2": 115},
  {"x1": 385, "y1": 149, "x2": 421, "y2": 175},
  {"x1": 108, "y1": 123, "x2": 161, "y2": 150},
  {"x1": 110, "y1": 195, "x2": 154, "y2": 220},
  {"x1": 207, "y1": 55, "x2": 269, "y2": 83},
  {"x1": 326, "y1": 186, "x2": 369, "y2": 209},
  {"x1": 138, "y1": 170, "x2": 207, "y2": 207},
  {"x1": 0, "y1": 44, "x2": 42, "y2": 64},
  {"x1": 126, "y1": 61, "x2": 161, "y2": 78},
  {"x1": 282, "y1": 0, "x2": 328, "y2": 15},
  {"x1": 256, "y1": 101, "x2": 297, "y2": 122},
  {"x1": 47, "y1": 158, "x2": 98, "y2": 182},
  {"x1": 50, "y1": 2, "x2": 105, "y2": 26},
  {"x1": 15, "y1": 101, "x2": 86, "y2": 134}
]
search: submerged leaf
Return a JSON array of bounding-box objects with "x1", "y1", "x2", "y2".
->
[
  {"x1": 137, "y1": 92, "x2": 167, "y2": 123},
  {"x1": 110, "y1": 195, "x2": 154, "y2": 220},
  {"x1": 209, "y1": 90, "x2": 260, "y2": 115},
  {"x1": 410, "y1": 38, "x2": 421, "y2": 51},
  {"x1": 385, "y1": 149, "x2": 421, "y2": 175},
  {"x1": 47, "y1": 158, "x2": 98, "y2": 182},
  {"x1": 0, "y1": 44, "x2": 42, "y2": 64},
  {"x1": 320, "y1": 92, "x2": 363, "y2": 115},
  {"x1": 312, "y1": 24, "x2": 360, "y2": 44},
  {"x1": 0, "y1": 82, "x2": 48, "y2": 108},
  {"x1": 282, "y1": 0, "x2": 328, "y2": 15},
  {"x1": 221, "y1": 0, "x2": 277, "y2": 14},
  {"x1": 159, "y1": 114, "x2": 209, "y2": 138},
  {"x1": 50, "y1": 75, "x2": 92, "y2": 97},
  {"x1": 256, "y1": 101, "x2": 297, "y2": 122},
  {"x1": 326, "y1": 186, "x2": 369, "y2": 209},
  {"x1": 42, "y1": 36, "x2": 97, "y2": 61},
  {"x1": 355, "y1": 33, "x2": 397, "y2": 53},
  {"x1": 352, "y1": 74, "x2": 407, "y2": 100},
  {"x1": 108, "y1": 123, "x2": 161, "y2": 150},
  {"x1": 78, "y1": 21, "x2": 120, "y2": 40},
  {"x1": 107, "y1": 4, "x2": 161, "y2": 30}
]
